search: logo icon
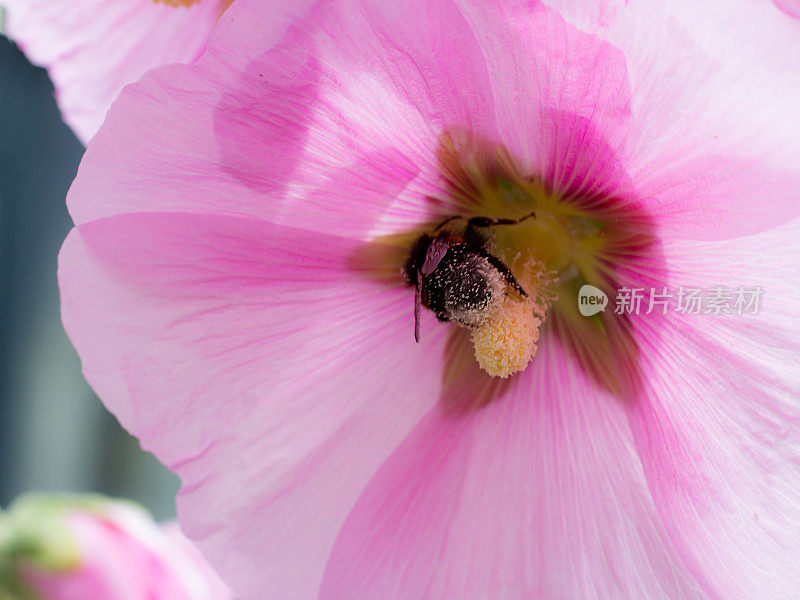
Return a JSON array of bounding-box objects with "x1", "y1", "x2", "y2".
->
[{"x1": 578, "y1": 284, "x2": 608, "y2": 316}]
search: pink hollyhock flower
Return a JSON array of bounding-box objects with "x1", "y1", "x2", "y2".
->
[
  {"x1": 2, "y1": 0, "x2": 233, "y2": 143},
  {"x1": 0, "y1": 494, "x2": 233, "y2": 600},
  {"x1": 58, "y1": 0, "x2": 800, "y2": 598}
]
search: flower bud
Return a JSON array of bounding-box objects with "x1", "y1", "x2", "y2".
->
[{"x1": 0, "y1": 494, "x2": 232, "y2": 600}]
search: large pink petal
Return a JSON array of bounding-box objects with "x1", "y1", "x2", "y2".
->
[
  {"x1": 67, "y1": 0, "x2": 499, "y2": 237},
  {"x1": 58, "y1": 1, "x2": 800, "y2": 598},
  {"x1": 318, "y1": 339, "x2": 709, "y2": 600},
  {"x1": 627, "y1": 217, "x2": 800, "y2": 598},
  {"x1": 454, "y1": 0, "x2": 632, "y2": 202},
  {"x1": 3, "y1": 0, "x2": 226, "y2": 143},
  {"x1": 554, "y1": 0, "x2": 800, "y2": 240},
  {"x1": 59, "y1": 212, "x2": 451, "y2": 599},
  {"x1": 470, "y1": 0, "x2": 800, "y2": 241}
]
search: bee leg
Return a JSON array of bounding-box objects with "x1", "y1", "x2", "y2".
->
[
  {"x1": 465, "y1": 211, "x2": 535, "y2": 297},
  {"x1": 466, "y1": 211, "x2": 536, "y2": 232},
  {"x1": 467, "y1": 216, "x2": 519, "y2": 228},
  {"x1": 483, "y1": 252, "x2": 529, "y2": 297},
  {"x1": 465, "y1": 211, "x2": 536, "y2": 247}
]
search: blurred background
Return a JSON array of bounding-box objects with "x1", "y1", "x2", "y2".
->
[{"x1": 0, "y1": 34, "x2": 179, "y2": 519}]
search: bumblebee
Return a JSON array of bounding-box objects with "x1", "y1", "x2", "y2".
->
[{"x1": 404, "y1": 213, "x2": 535, "y2": 342}]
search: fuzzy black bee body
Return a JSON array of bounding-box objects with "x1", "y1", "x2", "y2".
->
[{"x1": 404, "y1": 213, "x2": 535, "y2": 342}]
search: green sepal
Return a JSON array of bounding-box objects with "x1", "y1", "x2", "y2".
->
[{"x1": 0, "y1": 493, "x2": 125, "y2": 600}]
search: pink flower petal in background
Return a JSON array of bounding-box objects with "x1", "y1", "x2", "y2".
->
[
  {"x1": 58, "y1": 0, "x2": 800, "y2": 598},
  {"x1": 2, "y1": 0, "x2": 231, "y2": 143},
  {"x1": 3, "y1": 495, "x2": 233, "y2": 600}
]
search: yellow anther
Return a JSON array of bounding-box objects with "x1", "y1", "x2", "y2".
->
[{"x1": 471, "y1": 295, "x2": 542, "y2": 378}]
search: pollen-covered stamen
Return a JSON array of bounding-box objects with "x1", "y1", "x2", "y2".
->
[
  {"x1": 470, "y1": 259, "x2": 551, "y2": 378},
  {"x1": 471, "y1": 295, "x2": 542, "y2": 378}
]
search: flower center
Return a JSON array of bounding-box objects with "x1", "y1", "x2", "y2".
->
[
  {"x1": 403, "y1": 131, "x2": 657, "y2": 391},
  {"x1": 471, "y1": 291, "x2": 545, "y2": 378}
]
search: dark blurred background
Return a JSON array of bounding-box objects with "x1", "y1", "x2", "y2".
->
[{"x1": 0, "y1": 35, "x2": 179, "y2": 519}]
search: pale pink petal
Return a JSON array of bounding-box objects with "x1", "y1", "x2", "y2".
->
[
  {"x1": 558, "y1": 0, "x2": 800, "y2": 240},
  {"x1": 624, "y1": 216, "x2": 800, "y2": 598},
  {"x1": 67, "y1": 0, "x2": 500, "y2": 237},
  {"x1": 318, "y1": 339, "x2": 708, "y2": 599},
  {"x1": 470, "y1": 0, "x2": 800, "y2": 241},
  {"x1": 3, "y1": 0, "x2": 227, "y2": 144},
  {"x1": 59, "y1": 212, "x2": 451, "y2": 598},
  {"x1": 454, "y1": 0, "x2": 633, "y2": 202}
]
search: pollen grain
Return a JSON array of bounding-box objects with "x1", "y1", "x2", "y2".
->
[{"x1": 471, "y1": 296, "x2": 541, "y2": 378}]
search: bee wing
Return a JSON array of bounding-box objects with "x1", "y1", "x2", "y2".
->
[{"x1": 421, "y1": 238, "x2": 448, "y2": 275}]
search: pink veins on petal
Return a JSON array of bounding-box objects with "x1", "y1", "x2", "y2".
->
[{"x1": 58, "y1": 0, "x2": 800, "y2": 599}]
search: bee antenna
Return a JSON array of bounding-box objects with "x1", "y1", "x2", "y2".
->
[{"x1": 432, "y1": 215, "x2": 465, "y2": 232}]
